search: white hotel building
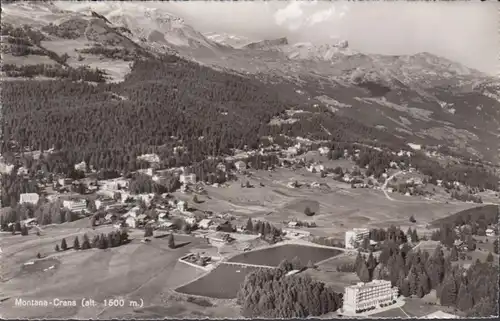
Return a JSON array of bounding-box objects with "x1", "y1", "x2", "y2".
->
[
  {"x1": 62, "y1": 200, "x2": 87, "y2": 213},
  {"x1": 345, "y1": 228, "x2": 370, "y2": 249},
  {"x1": 343, "y1": 280, "x2": 399, "y2": 313}
]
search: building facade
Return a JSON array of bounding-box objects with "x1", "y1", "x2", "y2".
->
[
  {"x1": 345, "y1": 228, "x2": 370, "y2": 249},
  {"x1": 343, "y1": 280, "x2": 399, "y2": 313}
]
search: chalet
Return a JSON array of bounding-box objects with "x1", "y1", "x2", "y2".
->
[
  {"x1": 74, "y1": 161, "x2": 87, "y2": 172},
  {"x1": 307, "y1": 164, "x2": 324, "y2": 173},
  {"x1": 216, "y1": 220, "x2": 235, "y2": 233},
  {"x1": 318, "y1": 146, "x2": 330, "y2": 156},
  {"x1": 22, "y1": 218, "x2": 38, "y2": 227},
  {"x1": 216, "y1": 162, "x2": 227, "y2": 172},
  {"x1": 288, "y1": 221, "x2": 299, "y2": 228},
  {"x1": 199, "y1": 219, "x2": 212, "y2": 229},
  {"x1": 125, "y1": 216, "x2": 136, "y2": 228},
  {"x1": 185, "y1": 217, "x2": 196, "y2": 225},
  {"x1": 486, "y1": 228, "x2": 495, "y2": 237},
  {"x1": 234, "y1": 161, "x2": 247, "y2": 171},
  {"x1": 104, "y1": 213, "x2": 116, "y2": 223},
  {"x1": 95, "y1": 198, "x2": 115, "y2": 210},
  {"x1": 180, "y1": 173, "x2": 197, "y2": 185},
  {"x1": 177, "y1": 200, "x2": 188, "y2": 212},
  {"x1": 19, "y1": 193, "x2": 39, "y2": 205},
  {"x1": 63, "y1": 199, "x2": 87, "y2": 213},
  {"x1": 158, "y1": 212, "x2": 169, "y2": 222}
]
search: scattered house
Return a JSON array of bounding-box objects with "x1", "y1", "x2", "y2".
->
[
  {"x1": 62, "y1": 199, "x2": 87, "y2": 213},
  {"x1": 288, "y1": 221, "x2": 299, "y2": 228},
  {"x1": 387, "y1": 187, "x2": 394, "y2": 193},
  {"x1": 94, "y1": 198, "x2": 115, "y2": 210},
  {"x1": 180, "y1": 173, "x2": 197, "y2": 185},
  {"x1": 104, "y1": 213, "x2": 116, "y2": 223},
  {"x1": 57, "y1": 178, "x2": 73, "y2": 186},
  {"x1": 21, "y1": 218, "x2": 38, "y2": 227},
  {"x1": 139, "y1": 168, "x2": 155, "y2": 177},
  {"x1": 19, "y1": 193, "x2": 40, "y2": 205},
  {"x1": 216, "y1": 220, "x2": 235, "y2": 233},
  {"x1": 158, "y1": 212, "x2": 169, "y2": 222},
  {"x1": 283, "y1": 229, "x2": 311, "y2": 239},
  {"x1": 74, "y1": 161, "x2": 87, "y2": 172},
  {"x1": 125, "y1": 216, "x2": 136, "y2": 228},
  {"x1": 158, "y1": 221, "x2": 174, "y2": 229},
  {"x1": 137, "y1": 153, "x2": 160, "y2": 163},
  {"x1": 342, "y1": 280, "x2": 399, "y2": 313},
  {"x1": 307, "y1": 164, "x2": 324, "y2": 173},
  {"x1": 234, "y1": 160, "x2": 247, "y2": 171},
  {"x1": 486, "y1": 228, "x2": 495, "y2": 237},
  {"x1": 198, "y1": 219, "x2": 212, "y2": 229},
  {"x1": 216, "y1": 162, "x2": 227, "y2": 172},
  {"x1": 185, "y1": 217, "x2": 196, "y2": 225},
  {"x1": 318, "y1": 146, "x2": 330, "y2": 156},
  {"x1": 389, "y1": 161, "x2": 398, "y2": 169},
  {"x1": 137, "y1": 193, "x2": 154, "y2": 206},
  {"x1": 343, "y1": 174, "x2": 353, "y2": 183},
  {"x1": 177, "y1": 200, "x2": 187, "y2": 212}
]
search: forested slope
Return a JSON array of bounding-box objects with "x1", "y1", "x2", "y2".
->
[{"x1": 2, "y1": 54, "x2": 404, "y2": 173}]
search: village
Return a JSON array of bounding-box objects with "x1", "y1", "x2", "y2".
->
[{"x1": 1, "y1": 140, "x2": 498, "y2": 319}]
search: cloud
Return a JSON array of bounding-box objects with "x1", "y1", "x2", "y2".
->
[{"x1": 274, "y1": 1, "x2": 349, "y2": 31}]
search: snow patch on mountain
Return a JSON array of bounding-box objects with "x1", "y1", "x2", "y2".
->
[{"x1": 204, "y1": 32, "x2": 253, "y2": 49}]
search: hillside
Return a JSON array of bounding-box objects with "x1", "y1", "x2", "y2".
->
[
  {"x1": 1, "y1": 1, "x2": 500, "y2": 177},
  {"x1": 430, "y1": 205, "x2": 499, "y2": 228}
]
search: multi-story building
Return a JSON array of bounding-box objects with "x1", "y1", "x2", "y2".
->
[
  {"x1": 345, "y1": 228, "x2": 370, "y2": 249},
  {"x1": 19, "y1": 193, "x2": 40, "y2": 205},
  {"x1": 62, "y1": 200, "x2": 87, "y2": 213},
  {"x1": 343, "y1": 280, "x2": 399, "y2": 313}
]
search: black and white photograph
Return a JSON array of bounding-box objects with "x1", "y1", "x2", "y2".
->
[{"x1": 0, "y1": 0, "x2": 499, "y2": 319}]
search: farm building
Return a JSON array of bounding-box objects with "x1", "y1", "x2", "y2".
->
[
  {"x1": 185, "y1": 217, "x2": 196, "y2": 225},
  {"x1": 486, "y1": 228, "x2": 495, "y2": 236},
  {"x1": 21, "y1": 218, "x2": 38, "y2": 227},
  {"x1": 19, "y1": 193, "x2": 39, "y2": 205}
]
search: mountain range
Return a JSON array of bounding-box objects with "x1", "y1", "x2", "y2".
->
[{"x1": 1, "y1": 1, "x2": 499, "y2": 167}]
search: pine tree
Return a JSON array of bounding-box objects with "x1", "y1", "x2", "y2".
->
[
  {"x1": 246, "y1": 218, "x2": 253, "y2": 232},
  {"x1": 358, "y1": 261, "x2": 371, "y2": 282},
  {"x1": 37, "y1": 252, "x2": 41, "y2": 259},
  {"x1": 439, "y1": 274, "x2": 458, "y2": 306},
  {"x1": 494, "y1": 239, "x2": 499, "y2": 254},
  {"x1": 81, "y1": 233, "x2": 91, "y2": 250},
  {"x1": 73, "y1": 236, "x2": 80, "y2": 250},
  {"x1": 291, "y1": 256, "x2": 303, "y2": 270},
  {"x1": 401, "y1": 279, "x2": 411, "y2": 297},
  {"x1": 304, "y1": 206, "x2": 314, "y2": 216},
  {"x1": 450, "y1": 246, "x2": 459, "y2": 261},
  {"x1": 355, "y1": 251, "x2": 364, "y2": 274},
  {"x1": 144, "y1": 225, "x2": 153, "y2": 237},
  {"x1": 457, "y1": 283, "x2": 473, "y2": 312},
  {"x1": 486, "y1": 252, "x2": 494, "y2": 262},
  {"x1": 61, "y1": 238, "x2": 68, "y2": 251},
  {"x1": 367, "y1": 251, "x2": 377, "y2": 273},
  {"x1": 55, "y1": 244, "x2": 60, "y2": 252},
  {"x1": 167, "y1": 233, "x2": 175, "y2": 248},
  {"x1": 20, "y1": 225, "x2": 29, "y2": 236}
]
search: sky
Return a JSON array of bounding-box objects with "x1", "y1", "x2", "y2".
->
[{"x1": 153, "y1": 1, "x2": 498, "y2": 75}]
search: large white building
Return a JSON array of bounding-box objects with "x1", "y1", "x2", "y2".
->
[
  {"x1": 19, "y1": 193, "x2": 40, "y2": 205},
  {"x1": 343, "y1": 280, "x2": 399, "y2": 313},
  {"x1": 62, "y1": 200, "x2": 87, "y2": 213},
  {"x1": 345, "y1": 228, "x2": 370, "y2": 249}
]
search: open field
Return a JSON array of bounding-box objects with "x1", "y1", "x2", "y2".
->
[
  {"x1": 302, "y1": 253, "x2": 360, "y2": 293},
  {"x1": 227, "y1": 244, "x2": 342, "y2": 266},
  {"x1": 179, "y1": 166, "x2": 478, "y2": 239},
  {"x1": 175, "y1": 263, "x2": 262, "y2": 299},
  {"x1": 0, "y1": 220, "x2": 230, "y2": 319}
]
